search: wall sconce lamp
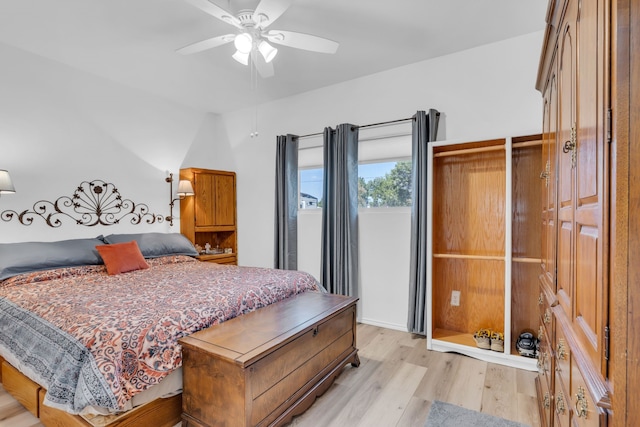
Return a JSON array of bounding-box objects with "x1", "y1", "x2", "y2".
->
[
  {"x1": 166, "y1": 173, "x2": 194, "y2": 226},
  {"x1": 0, "y1": 170, "x2": 16, "y2": 198}
]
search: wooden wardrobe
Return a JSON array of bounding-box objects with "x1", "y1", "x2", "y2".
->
[
  {"x1": 535, "y1": 0, "x2": 639, "y2": 425},
  {"x1": 179, "y1": 168, "x2": 238, "y2": 265}
]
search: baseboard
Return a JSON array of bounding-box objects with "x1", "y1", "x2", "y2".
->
[{"x1": 359, "y1": 318, "x2": 408, "y2": 332}]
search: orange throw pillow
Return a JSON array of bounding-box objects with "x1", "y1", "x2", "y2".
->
[{"x1": 96, "y1": 241, "x2": 149, "y2": 275}]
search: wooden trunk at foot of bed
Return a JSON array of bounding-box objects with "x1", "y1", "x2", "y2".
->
[{"x1": 0, "y1": 358, "x2": 182, "y2": 427}]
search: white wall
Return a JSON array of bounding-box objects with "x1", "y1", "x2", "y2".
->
[
  {"x1": 219, "y1": 31, "x2": 545, "y2": 330},
  {"x1": 0, "y1": 41, "x2": 221, "y2": 242}
]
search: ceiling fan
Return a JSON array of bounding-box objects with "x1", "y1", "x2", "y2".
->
[{"x1": 178, "y1": 0, "x2": 339, "y2": 78}]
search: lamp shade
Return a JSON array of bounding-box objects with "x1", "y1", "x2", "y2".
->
[
  {"x1": 0, "y1": 170, "x2": 15, "y2": 193},
  {"x1": 232, "y1": 50, "x2": 249, "y2": 65},
  {"x1": 177, "y1": 180, "x2": 194, "y2": 197},
  {"x1": 234, "y1": 33, "x2": 253, "y2": 54},
  {"x1": 258, "y1": 40, "x2": 278, "y2": 63}
]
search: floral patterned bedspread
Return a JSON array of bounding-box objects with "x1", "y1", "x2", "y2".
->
[{"x1": 0, "y1": 256, "x2": 322, "y2": 414}]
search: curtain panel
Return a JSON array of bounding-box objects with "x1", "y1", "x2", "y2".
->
[
  {"x1": 321, "y1": 124, "x2": 359, "y2": 297},
  {"x1": 274, "y1": 134, "x2": 299, "y2": 270},
  {"x1": 408, "y1": 109, "x2": 440, "y2": 335}
]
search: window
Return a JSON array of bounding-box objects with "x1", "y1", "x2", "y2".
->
[
  {"x1": 298, "y1": 125, "x2": 413, "y2": 210},
  {"x1": 299, "y1": 168, "x2": 323, "y2": 209},
  {"x1": 299, "y1": 160, "x2": 412, "y2": 209},
  {"x1": 358, "y1": 160, "x2": 412, "y2": 208}
]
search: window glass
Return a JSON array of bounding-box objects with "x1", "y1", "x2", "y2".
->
[
  {"x1": 299, "y1": 168, "x2": 323, "y2": 209},
  {"x1": 299, "y1": 160, "x2": 412, "y2": 209},
  {"x1": 358, "y1": 160, "x2": 412, "y2": 208}
]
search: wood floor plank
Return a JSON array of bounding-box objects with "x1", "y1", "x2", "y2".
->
[
  {"x1": 443, "y1": 355, "x2": 488, "y2": 411},
  {"x1": 312, "y1": 346, "x2": 416, "y2": 426},
  {"x1": 395, "y1": 396, "x2": 432, "y2": 427},
  {"x1": 413, "y1": 350, "x2": 460, "y2": 402},
  {"x1": 481, "y1": 363, "x2": 518, "y2": 421},
  {"x1": 355, "y1": 362, "x2": 427, "y2": 427},
  {"x1": 0, "y1": 410, "x2": 43, "y2": 427},
  {"x1": 0, "y1": 325, "x2": 540, "y2": 427},
  {"x1": 516, "y1": 366, "x2": 539, "y2": 396},
  {"x1": 516, "y1": 391, "x2": 540, "y2": 426}
]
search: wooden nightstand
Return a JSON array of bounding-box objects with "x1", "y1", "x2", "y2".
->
[{"x1": 196, "y1": 253, "x2": 237, "y2": 265}]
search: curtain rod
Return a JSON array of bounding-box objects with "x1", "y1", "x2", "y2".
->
[
  {"x1": 297, "y1": 116, "x2": 415, "y2": 139},
  {"x1": 298, "y1": 131, "x2": 412, "y2": 151}
]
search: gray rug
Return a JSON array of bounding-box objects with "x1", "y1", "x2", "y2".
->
[{"x1": 424, "y1": 401, "x2": 530, "y2": 427}]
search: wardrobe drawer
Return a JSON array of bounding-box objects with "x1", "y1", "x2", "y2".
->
[
  {"x1": 537, "y1": 321, "x2": 552, "y2": 382},
  {"x1": 570, "y1": 356, "x2": 606, "y2": 427},
  {"x1": 554, "y1": 321, "x2": 571, "y2": 393},
  {"x1": 535, "y1": 375, "x2": 552, "y2": 427},
  {"x1": 554, "y1": 369, "x2": 570, "y2": 427}
]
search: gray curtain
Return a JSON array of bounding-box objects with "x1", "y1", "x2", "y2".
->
[
  {"x1": 408, "y1": 109, "x2": 440, "y2": 335},
  {"x1": 274, "y1": 134, "x2": 299, "y2": 270},
  {"x1": 321, "y1": 124, "x2": 359, "y2": 296}
]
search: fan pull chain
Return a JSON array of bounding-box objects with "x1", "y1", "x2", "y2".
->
[{"x1": 250, "y1": 55, "x2": 259, "y2": 138}]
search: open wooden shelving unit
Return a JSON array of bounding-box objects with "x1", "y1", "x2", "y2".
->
[{"x1": 426, "y1": 135, "x2": 541, "y2": 371}]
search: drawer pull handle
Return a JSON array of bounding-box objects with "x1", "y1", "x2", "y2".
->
[
  {"x1": 537, "y1": 352, "x2": 548, "y2": 373},
  {"x1": 575, "y1": 386, "x2": 588, "y2": 419},
  {"x1": 557, "y1": 338, "x2": 567, "y2": 360},
  {"x1": 313, "y1": 327, "x2": 319, "y2": 337},
  {"x1": 539, "y1": 160, "x2": 551, "y2": 187},
  {"x1": 562, "y1": 125, "x2": 577, "y2": 168},
  {"x1": 543, "y1": 392, "x2": 551, "y2": 409},
  {"x1": 556, "y1": 391, "x2": 566, "y2": 415}
]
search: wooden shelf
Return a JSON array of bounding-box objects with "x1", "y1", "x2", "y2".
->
[
  {"x1": 195, "y1": 225, "x2": 236, "y2": 233},
  {"x1": 512, "y1": 257, "x2": 542, "y2": 263},
  {"x1": 197, "y1": 253, "x2": 235, "y2": 261},
  {"x1": 433, "y1": 253, "x2": 505, "y2": 261}
]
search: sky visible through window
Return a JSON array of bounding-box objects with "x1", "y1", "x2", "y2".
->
[{"x1": 300, "y1": 161, "x2": 400, "y2": 204}]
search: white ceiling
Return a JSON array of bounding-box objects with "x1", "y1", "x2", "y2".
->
[{"x1": 0, "y1": 0, "x2": 548, "y2": 114}]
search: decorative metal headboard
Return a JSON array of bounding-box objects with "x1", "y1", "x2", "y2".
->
[{"x1": 1, "y1": 180, "x2": 163, "y2": 227}]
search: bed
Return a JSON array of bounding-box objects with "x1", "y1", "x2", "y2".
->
[{"x1": 0, "y1": 233, "x2": 325, "y2": 426}]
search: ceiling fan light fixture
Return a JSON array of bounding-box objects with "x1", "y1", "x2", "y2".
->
[
  {"x1": 258, "y1": 40, "x2": 278, "y2": 63},
  {"x1": 232, "y1": 50, "x2": 249, "y2": 65},
  {"x1": 234, "y1": 33, "x2": 253, "y2": 54}
]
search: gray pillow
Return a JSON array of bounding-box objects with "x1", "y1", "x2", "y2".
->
[
  {"x1": 0, "y1": 238, "x2": 106, "y2": 281},
  {"x1": 102, "y1": 233, "x2": 198, "y2": 258}
]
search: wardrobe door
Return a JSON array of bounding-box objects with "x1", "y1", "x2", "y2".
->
[
  {"x1": 541, "y1": 72, "x2": 558, "y2": 299},
  {"x1": 572, "y1": 0, "x2": 608, "y2": 378},
  {"x1": 194, "y1": 172, "x2": 216, "y2": 227},
  {"x1": 555, "y1": 0, "x2": 578, "y2": 320},
  {"x1": 214, "y1": 174, "x2": 236, "y2": 227}
]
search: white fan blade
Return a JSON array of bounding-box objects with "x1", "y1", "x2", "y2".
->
[
  {"x1": 265, "y1": 30, "x2": 339, "y2": 54},
  {"x1": 252, "y1": 50, "x2": 274, "y2": 78},
  {"x1": 176, "y1": 34, "x2": 235, "y2": 54},
  {"x1": 182, "y1": 0, "x2": 242, "y2": 28},
  {"x1": 253, "y1": 0, "x2": 293, "y2": 29}
]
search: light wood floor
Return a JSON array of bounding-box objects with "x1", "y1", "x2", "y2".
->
[{"x1": 0, "y1": 324, "x2": 540, "y2": 427}]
